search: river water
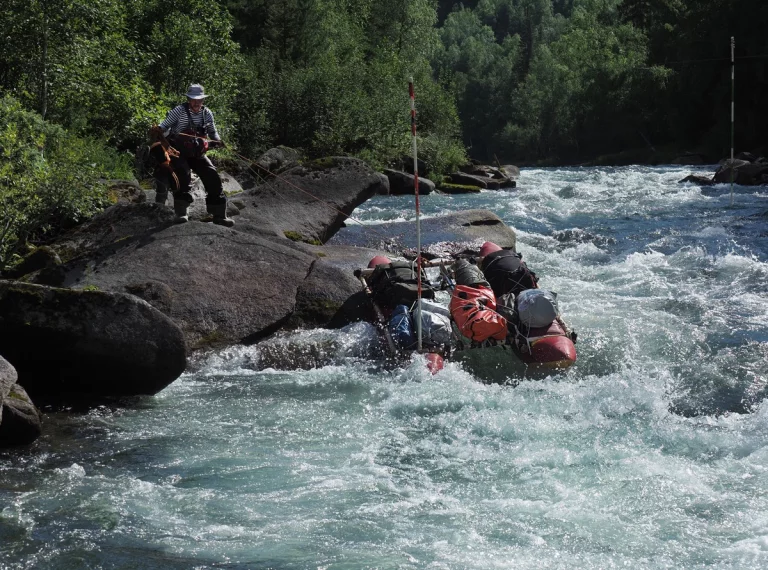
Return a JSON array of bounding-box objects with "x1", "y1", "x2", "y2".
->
[{"x1": 2, "y1": 166, "x2": 767, "y2": 569}]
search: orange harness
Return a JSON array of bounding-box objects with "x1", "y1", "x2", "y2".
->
[{"x1": 148, "y1": 126, "x2": 180, "y2": 193}]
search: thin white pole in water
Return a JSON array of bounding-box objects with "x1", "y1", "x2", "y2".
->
[
  {"x1": 730, "y1": 36, "x2": 735, "y2": 206},
  {"x1": 409, "y1": 77, "x2": 423, "y2": 352}
]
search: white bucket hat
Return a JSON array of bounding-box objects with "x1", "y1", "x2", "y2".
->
[{"x1": 185, "y1": 84, "x2": 208, "y2": 100}]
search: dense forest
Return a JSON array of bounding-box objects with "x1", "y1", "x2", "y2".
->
[{"x1": 1, "y1": 0, "x2": 766, "y2": 264}]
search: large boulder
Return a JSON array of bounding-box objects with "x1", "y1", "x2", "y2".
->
[
  {"x1": 19, "y1": 158, "x2": 385, "y2": 352},
  {"x1": 253, "y1": 146, "x2": 302, "y2": 178},
  {"x1": 457, "y1": 164, "x2": 518, "y2": 187},
  {"x1": 383, "y1": 169, "x2": 436, "y2": 196},
  {"x1": 328, "y1": 209, "x2": 517, "y2": 258},
  {"x1": 2, "y1": 246, "x2": 62, "y2": 279},
  {"x1": 290, "y1": 245, "x2": 386, "y2": 328},
  {"x1": 714, "y1": 158, "x2": 768, "y2": 185},
  {"x1": 0, "y1": 355, "x2": 16, "y2": 417},
  {"x1": 149, "y1": 173, "x2": 242, "y2": 221},
  {"x1": 450, "y1": 172, "x2": 499, "y2": 189},
  {"x1": 234, "y1": 157, "x2": 387, "y2": 243},
  {"x1": 0, "y1": 281, "x2": 186, "y2": 401},
  {"x1": 499, "y1": 164, "x2": 520, "y2": 180}
]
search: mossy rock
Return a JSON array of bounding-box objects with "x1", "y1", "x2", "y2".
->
[
  {"x1": 304, "y1": 157, "x2": 342, "y2": 170},
  {"x1": 191, "y1": 329, "x2": 227, "y2": 351},
  {"x1": 7, "y1": 388, "x2": 27, "y2": 402},
  {"x1": 288, "y1": 298, "x2": 343, "y2": 329},
  {"x1": 437, "y1": 183, "x2": 482, "y2": 194},
  {"x1": 3, "y1": 246, "x2": 62, "y2": 279},
  {"x1": 284, "y1": 231, "x2": 322, "y2": 246}
]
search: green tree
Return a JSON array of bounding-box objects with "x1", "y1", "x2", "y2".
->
[
  {"x1": 132, "y1": 0, "x2": 242, "y2": 136},
  {"x1": 0, "y1": 0, "x2": 164, "y2": 148},
  {"x1": 501, "y1": 3, "x2": 669, "y2": 161},
  {"x1": 436, "y1": 7, "x2": 522, "y2": 158}
]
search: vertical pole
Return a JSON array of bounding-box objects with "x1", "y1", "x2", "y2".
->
[
  {"x1": 409, "y1": 77, "x2": 423, "y2": 353},
  {"x1": 730, "y1": 36, "x2": 735, "y2": 206}
]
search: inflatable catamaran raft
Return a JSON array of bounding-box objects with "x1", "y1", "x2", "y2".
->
[
  {"x1": 354, "y1": 243, "x2": 577, "y2": 376},
  {"x1": 354, "y1": 79, "x2": 576, "y2": 377}
]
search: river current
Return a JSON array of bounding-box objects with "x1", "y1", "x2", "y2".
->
[{"x1": 2, "y1": 166, "x2": 767, "y2": 569}]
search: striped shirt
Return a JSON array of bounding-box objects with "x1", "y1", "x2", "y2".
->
[{"x1": 160, "y1": 104, "x2": 221, "y2": 141}]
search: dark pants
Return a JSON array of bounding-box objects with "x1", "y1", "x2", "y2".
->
[{"x1": 168, "y1": 154, "x2": 226, "y2": 206}]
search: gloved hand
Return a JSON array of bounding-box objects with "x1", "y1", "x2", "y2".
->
[{"x1": 209, "y1": 139, "x2": 226, "y2": 149}]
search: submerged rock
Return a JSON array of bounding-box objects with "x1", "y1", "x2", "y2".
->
[
  {"x1": 328, "y1": 209, "x2": 517, "y2": 257},
  {"x1": 679, "y1": 174, "x2": 715, "y2": 186}
]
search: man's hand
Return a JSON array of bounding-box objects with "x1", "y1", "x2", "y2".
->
[{"x1": 209, "y1": 139, "x2": 226, "y2": 149}]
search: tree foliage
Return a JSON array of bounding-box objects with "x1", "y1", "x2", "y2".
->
[{"x1": 0, "y1": 96, "x2": 131, "y2": 268}]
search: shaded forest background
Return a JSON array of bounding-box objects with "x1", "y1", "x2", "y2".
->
[
  {"x1": 4, "y1": 0, "x2": 767, "y2": 167},
  {"x1": 1, "y1": 0, "x2": 766, "y2": 265}
]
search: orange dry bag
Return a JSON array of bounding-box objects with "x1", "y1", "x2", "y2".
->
[{"x1": 449, "y1": 285, "x2": 508, "y2": 342}]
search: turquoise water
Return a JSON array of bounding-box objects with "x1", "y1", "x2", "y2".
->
[{"x1": 2, "y1": 166, "x2": 768, "y2": 569}]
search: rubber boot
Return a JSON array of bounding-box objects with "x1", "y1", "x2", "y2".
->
[
  {"x1": 155, "y1": 190, "x2": 168, "y2": 205},
  {"x1": 208, "y1": 202, "x2": 235, "y2": 227},
  {"x1": 174, "y1": 199, "x2": 191, "y2": 224}
]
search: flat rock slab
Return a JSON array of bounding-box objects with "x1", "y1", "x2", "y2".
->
[
  {"x1": 327, "y1": 209, "x2": 517, "y2": 257},
  {"x1": 234, "y1": 157, "x2": 386, "y2": 243},
  {"x1": 0, "y1": 282, "x2": 186, "y2": 401}
]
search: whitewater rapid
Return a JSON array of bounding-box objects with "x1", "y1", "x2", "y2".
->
[{"x1": 1, "y1": 166, "x2": 767, "y2": 569}]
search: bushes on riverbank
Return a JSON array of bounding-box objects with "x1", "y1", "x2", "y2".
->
[{"x1": 0, "y1": 96, "x2": 132, "y2": 269}]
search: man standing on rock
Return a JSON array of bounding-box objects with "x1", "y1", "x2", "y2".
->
[{"x1": 149, "y1": 83, "x2": 234, "y2": 227}]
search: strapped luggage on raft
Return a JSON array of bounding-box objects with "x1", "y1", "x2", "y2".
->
[
  {"x1": 481, "y1": 250, "x2": 538, "y2": 297},
  {"x1": 449, "y1": 285, "x2": 508, "y2": 342},
  {"x1": 368, "y1": 261, "x2": 436, "y2": 310}
]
